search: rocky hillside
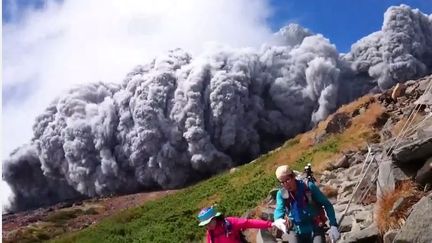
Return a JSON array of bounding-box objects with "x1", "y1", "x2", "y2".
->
[
  {"x1": 2, "y1": 76, "x2": 431, "y2": 243},
  {"x1": 255, "y1": 76, "x2": 432, "y2": 243},
  {"x1": 2, "y1": 190, "x2": 177, "y2": 243}
]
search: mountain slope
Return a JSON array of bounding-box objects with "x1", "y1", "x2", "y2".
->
[
  {"x1": 4, "y1": 75, "x2": 430, "y2": 243},
  {"x1": 4, "y1": 5, "x2": 432, "y2": 213},
  {"x1": 45, "y1": 84, "x2": 389, "y2": 242}
]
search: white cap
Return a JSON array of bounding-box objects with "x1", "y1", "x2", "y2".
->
[{"x1": 275, "y1": 165, "x2": 294, "y2": 180}]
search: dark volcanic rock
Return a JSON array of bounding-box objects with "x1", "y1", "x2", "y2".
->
[{"x1": 326, "y1": 112, "x2": 352, "y2": 134}]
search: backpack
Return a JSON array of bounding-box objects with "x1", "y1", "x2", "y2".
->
[
  {"x1": 282, "y1": 180, "x2": 328, "y2": 228},
  {"x1": 282, "y1": 164, "x2": 328, "y2": 228},
  {"x1": 223, "y1": 219, "x2": 249, "y2": 243}
]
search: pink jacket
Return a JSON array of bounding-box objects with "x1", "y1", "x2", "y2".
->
[{"x1": 205, "y1": 217, "x2": 272, "y2": 243}]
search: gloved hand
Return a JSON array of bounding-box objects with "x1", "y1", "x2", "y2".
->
[
  {"x1": 327, "y1": 225, "x2": 340, "y2": 241},
  {"x1": 271, "y1": 219, "x2": 287, "y2": 234}
]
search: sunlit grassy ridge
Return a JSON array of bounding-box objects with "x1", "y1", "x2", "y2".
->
[{"x1": 49, "y1": 96, "x2": 383, "y2": 243}]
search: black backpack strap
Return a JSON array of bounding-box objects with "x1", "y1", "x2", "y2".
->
[
  {"x1": 224, "y1": 218, "x2": 248, "y2": 243},
  {"x1": 223, "y1": 219, "x2": 232, "y2": 237}
]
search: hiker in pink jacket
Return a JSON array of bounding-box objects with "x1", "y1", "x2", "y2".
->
[{"x1": 197, "y1": 206, "x2": 286, "y2": 243}]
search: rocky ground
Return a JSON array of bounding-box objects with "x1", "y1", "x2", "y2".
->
[
  {"x1": 2, "y1": 190, "x2": 177, "y2": 242},
  {"x1": 254, "y1": 76, "x2": 432, "y2": 243}
]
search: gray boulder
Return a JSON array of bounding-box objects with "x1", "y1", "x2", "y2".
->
[
  {"x1": 353, "y1": 210, "x2": 373, "y2": 225},
  {"x1": 415, "y1": 157, "x2": 432, "y2": 185},
  {"x1": 341, "y1": 223, "x2": 379, "y2": 243},
  {"x1": 414, "y1": 88, "x2": 432, "y2": 105},
  {"x1": 256, "y1": 229, "x2": 277, "y2": 243},
  {"x1": 259, "y1": 207, "x2": 275, "y2": 221},
  {"x1": 383, "y1": 229, "x2": 398, "y2": 243},
  {"x1": 394, "y1": 193, "x2": 432, "y2": 243},
  {"x1": 325, "y1": 112, "x2": 352, "y2": 134},
  {"x1": 338, "y1": 215, "x2": 354, "y2": 233},
  {"x1": 377, "y1": 160, "x2": 410, "y2": 198},
  {"x1": 392, "y1": 136, "x2": 432, "y2": 165},
  {"x1": 327, "y1": 155, "x2": 350, "y2": 170},
  {"x1": 416, "y1": 117, "x2": 432, "y2": 139}
]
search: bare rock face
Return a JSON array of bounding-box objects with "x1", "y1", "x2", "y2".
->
[
  {"x1": 415, "y1": 157, "x2": 432, "y2": 185},
  {"x1": 391, "y1": 136, "x2": 432, "y2": 165},
  {"x1": 391, "y1": 83, "x2": 406, "y2": 101},
  {"x1": 414, "y1": 86, "x2": 432, "y2": 105},
  {"x1": 326, "y1": 154, "x2": 350, "y2": 170},
  {"x1": 394, "y1": 193, "x2": 432, "y2": 243},
  {"x1": 380, "y1": 118, "x2": 394, "y2": 142},
  {"x1": 341, "y1": 223, "x2": 379, "y2": 243},
  {"x1": 377, "y1": 160, "x2": 411, "y2": 198},
  {"x1": 372, "y1": 112, "x2": 390, "y2": 129},
  {"x1": 325, "y1": 112, "x2": 352, "y2": 134},
  {"x1": 256, "y1": 229, "x2": 277, "y2": 243},
  {"x1": 383, "y1": 229, "x2": 398, "y2": 243},
  {"x1": 416, "y1": 118, "x2": 432, "y2": 139}
]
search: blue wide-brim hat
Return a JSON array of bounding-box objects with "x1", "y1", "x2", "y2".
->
[{"x1": 197, "y1": 207, "x2": 222, "y2": 226}]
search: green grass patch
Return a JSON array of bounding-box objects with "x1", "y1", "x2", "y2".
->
[
  {"x1": 44, "y1": 209, "x2": 84, "y2": 223},
  {"x1": 43, "y1": 205, "x2": 100, "y2": 224},
  {"x1": 5, "y1": 222, "x2": 65, "y2": 243},
  {"x1": 292, "y1": 136, "x2": 340, "y2": 171}
]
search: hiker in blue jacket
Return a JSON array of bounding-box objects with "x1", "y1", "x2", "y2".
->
[{"x1": 274, "y1": 165, "x2": 340, "y2": 243}]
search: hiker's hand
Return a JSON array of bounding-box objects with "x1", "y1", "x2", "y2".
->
[
  {"x1": 284, "y1": 218, "x2": 293, "y2": 230},
  {"x1": 328, "y1": 226, "x2": 340, "y2": 241},
  {"x1": 271, "y1": 219, "x2": 287, "y2": 234}
]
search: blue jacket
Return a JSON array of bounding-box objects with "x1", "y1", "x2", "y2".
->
[{"x1": 274, "y1": 180, "x2": 337, "y2": 234}]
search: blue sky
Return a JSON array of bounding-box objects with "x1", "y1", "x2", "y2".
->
[
  {"x1": 3, "y1": 0, "x2": 432, "y2": 52},
  {"x1": 268, "y1": 0, "x2": 432, "y2": 52},
  {"x1": 1, "y1": 0, "x2": 432, "y2": 208},
  {"x1": 2, "y1": 0, "x2": 432, "y2": 159},
  {"x1": 2, "y1": 0, "x2": 46, "y2": 21}
]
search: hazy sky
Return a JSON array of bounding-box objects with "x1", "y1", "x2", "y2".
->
[
  {"x1": 2, "y1": 0, "x2": 275, "y2": 159},
  {"x1": 1, "y1": 0, "x2": 274, "y2": 209},
  {"x1": 3, "y1": 0, "x2": 432, "y2": 158}
]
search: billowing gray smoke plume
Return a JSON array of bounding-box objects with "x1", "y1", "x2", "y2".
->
[
  {"x1": 4, "y1": 5, "x2": 432, "y2": 212},
  {"x1": 344, "y1": 5, "x2": 432, "y2": 90}
]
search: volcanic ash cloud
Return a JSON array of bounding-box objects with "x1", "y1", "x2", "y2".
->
[{"x1": 4, "y1": 5, "x2": 432, "y2": 212}]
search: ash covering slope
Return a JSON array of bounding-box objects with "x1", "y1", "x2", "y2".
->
[{"x1": 4, "y1": 5, "x2": 432, "y2": 212}]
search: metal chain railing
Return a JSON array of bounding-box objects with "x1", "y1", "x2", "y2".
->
[{"x1": 336, "y1": 78, "x2": 432, "y2": 231}]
